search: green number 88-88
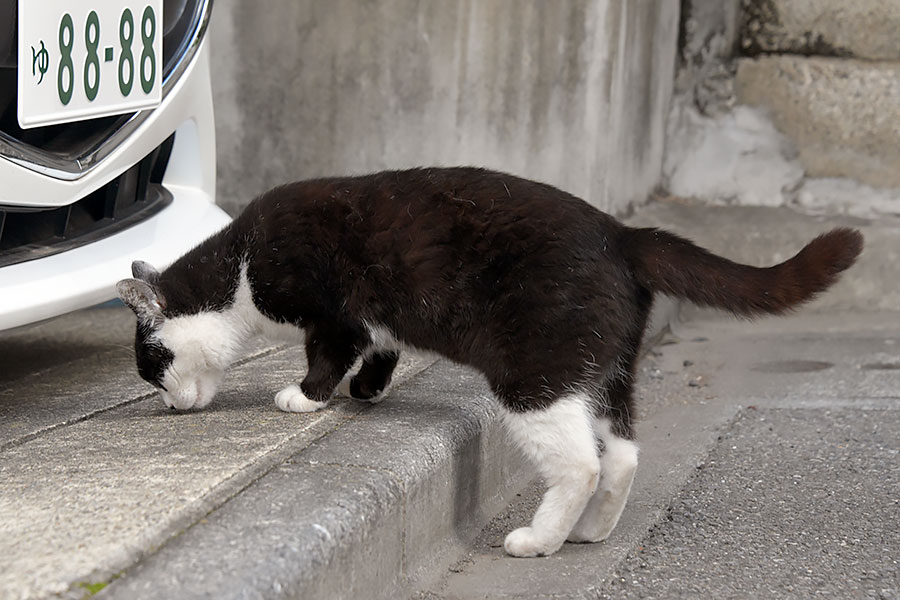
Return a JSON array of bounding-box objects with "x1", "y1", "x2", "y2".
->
[{"x1": 56, "y1": 6, "x2": 157, "y2": 106}]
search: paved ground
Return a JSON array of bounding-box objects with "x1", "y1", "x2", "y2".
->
[
  {"x1": 600, "y1": 408, "x2": 897, "y2": 600},
  {"x1": 1, "y1": 271, "x2": 898, "y2": 598},
  {"x1": 0, "y1": 305, "x2": 453, "y2": 600}
]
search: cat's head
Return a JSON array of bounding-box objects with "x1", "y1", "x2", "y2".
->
[{"x1": 117, "y1": 260, "x2": 230, "y2": 410}]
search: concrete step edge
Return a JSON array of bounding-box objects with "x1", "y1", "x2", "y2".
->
[
  {"x1": 102, "y1": 359, "x2": 532, "y2": 599},
  {"x1": 734, "y1": 54, "x2": 900, "y2": 187}
]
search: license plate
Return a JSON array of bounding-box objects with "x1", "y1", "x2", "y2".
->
[{"x1": 17, "y1": 0, "x2": 163, "y2": 129}]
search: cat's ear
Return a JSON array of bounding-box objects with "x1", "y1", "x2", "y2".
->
[
  {"x1": 132, "y1": 260, "x2": 160, "y2": 284},
  {"x1": 117, "y1": 278, "x2": 166, "y2": 326}
]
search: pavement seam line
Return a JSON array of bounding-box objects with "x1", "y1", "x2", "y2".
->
[
  {"x1": 0, "y1": 344, "x2": 288, "y2": 452},
  {"x1": 0, "y1": 391, "x2": 157, "y2": 452}
]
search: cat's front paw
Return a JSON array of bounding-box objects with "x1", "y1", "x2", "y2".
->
[
  {"x1": 503, "y1": 527, "x2": 560, "y2": 558},
  {"x1": 275, "y1": 385, "x2": 327, "y2": 413}
]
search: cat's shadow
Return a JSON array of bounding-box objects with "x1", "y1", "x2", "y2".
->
[{"x1": 137, "y1": 390, "x2": 366, "y2": 418}]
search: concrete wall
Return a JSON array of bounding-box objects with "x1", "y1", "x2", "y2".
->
[{"x1": 208, "y1": 1, "x2": 679, "y2": 216}]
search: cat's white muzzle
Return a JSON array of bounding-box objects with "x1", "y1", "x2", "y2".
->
[{"x1": 160, "y1": 372, "x2": 221, "y2": 410}]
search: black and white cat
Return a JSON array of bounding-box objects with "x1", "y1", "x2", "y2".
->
[{"x1": 117, "y1": 167, "x2": 862, "y2": 557}]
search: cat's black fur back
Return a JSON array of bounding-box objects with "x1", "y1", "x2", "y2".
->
[{"x1": 151, "y1": 167, "x2": 862, "y2": 436}]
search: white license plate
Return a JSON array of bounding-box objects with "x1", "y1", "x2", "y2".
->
[{"x1": 17, "y1": 0, "x2": 163, "y2": 129}]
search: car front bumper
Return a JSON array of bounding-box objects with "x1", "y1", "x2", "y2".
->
[{"x1": 0, "y1": 42, "x2": 230, "y2": 331}]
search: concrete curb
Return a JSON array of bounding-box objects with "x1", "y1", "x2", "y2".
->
[{"x1": 103, "y1": 361, "x2": 529, "y2": 599}]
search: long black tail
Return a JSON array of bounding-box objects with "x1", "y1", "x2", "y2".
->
[{"x1": 622, "y1": 227, "x2": 863, "y2": 317}]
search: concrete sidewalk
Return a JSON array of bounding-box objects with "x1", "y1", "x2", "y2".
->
[
  {"x1": 1, "y1": 203, "x2": 898, "y2": 599},
  {"x1": 1, "y1": 306, "x2": 518, "y2": 600}
]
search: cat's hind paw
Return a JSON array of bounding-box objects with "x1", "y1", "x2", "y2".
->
[
  {"x1": 333, "y1": 377, "x2": 389, "y2": 404},
  {"x1": 503, "y1": 527, "x2": 560, "y2": 558},
  {"x1": 334, "y1": 377, "x2": 353, "y2": 398},
  {"x1": 275, "y1": 385, "x2": 327, "y2": 413},
  {"x1": 566, "y1": 528, "x2": 609, "y2": 544}
]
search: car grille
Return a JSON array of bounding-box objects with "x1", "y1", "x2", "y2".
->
[
  {"x1": 0, "y1": 0, "x2": 211, "y2": 178},
  {"x1": 0, "y1": 134, "x2": 174, "y2": 268}
]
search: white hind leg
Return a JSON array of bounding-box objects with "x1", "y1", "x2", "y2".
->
[
  {"x1": 500, "y1": 394, "x2": 601, "y2": 557},
  {"x1": 567, "y1": 417, "x2": 638, "y2": 543}
]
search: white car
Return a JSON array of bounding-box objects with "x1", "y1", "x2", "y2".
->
[{"x1": 0, "y1": 0, "x2": 230, "y2": 331}]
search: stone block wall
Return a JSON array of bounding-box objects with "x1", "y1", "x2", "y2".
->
[{"x1": 736, "y1": 0, "x2": 900, "y2": 188}]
